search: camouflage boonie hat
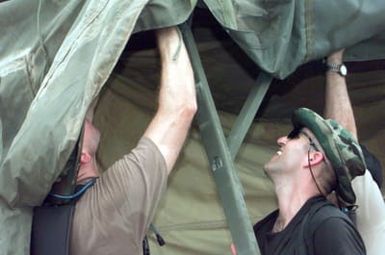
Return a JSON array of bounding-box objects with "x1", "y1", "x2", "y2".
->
[{"x1": 291, "y1": 108, "x2": 366, "y2": 205}]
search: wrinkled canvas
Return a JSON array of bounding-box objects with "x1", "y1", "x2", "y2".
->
[{"x1": 1, "y1": 0, "x2": 384, "y2": 254}]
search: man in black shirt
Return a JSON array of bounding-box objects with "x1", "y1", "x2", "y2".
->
[
  {"x1": 254, "y1": 196, "x2": 364, "y2": 254},
  {"x1": 253, "y1": 106, "x2": 367, "y2": 255}
]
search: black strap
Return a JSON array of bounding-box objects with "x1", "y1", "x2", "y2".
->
[
  {"x1": 142, "y1": 224, "x2": 167, "y2": 255},
  {"x1": 30, "y1": 123, "x2": 85, "y2": 255},
  {"x1": 143, "y1": 236, "x2": 151, "y2": 255},
  {"x1": 31, "y1": 204, "x2": 75, "y2": 255}
]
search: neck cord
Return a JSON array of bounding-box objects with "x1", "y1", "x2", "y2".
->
[{"x1": 308, "y1": 149, "x2": 327, "y2": 198}]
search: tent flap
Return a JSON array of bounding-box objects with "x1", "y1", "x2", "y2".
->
[{"x1": 1, "y1": 0, "x2": 385, "y2": 254}]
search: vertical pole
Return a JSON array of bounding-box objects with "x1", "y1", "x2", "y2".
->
[{"x1": 179, "y1": 23, "x2": 260, "y2": 255}]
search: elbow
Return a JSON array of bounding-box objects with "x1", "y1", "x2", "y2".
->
[
  {"x1": 171, "y1": 96, "x2": 197, "y2": 123},
  {"x1": 180, "y1": 98, "x2": 197, "y2": 120},
  {"x1": 158, "y1": 94, "x2": 197, "y2": 122}
]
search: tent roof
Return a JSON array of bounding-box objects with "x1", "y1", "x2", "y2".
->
[{"x1": 1, "y1": 1, "x2": 384, "y2": 254}]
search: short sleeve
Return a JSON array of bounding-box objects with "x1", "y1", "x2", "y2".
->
[
  {"x1": 100, "y1": 137, "x2": 168, "y2": 237},
  {"x1": 71, "y1": 137, "x2": 168, "y2": 255}
]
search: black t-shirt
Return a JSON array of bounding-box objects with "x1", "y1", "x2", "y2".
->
[{"x1": 254, "y1": 196, "x2": 366, "y2": 255}]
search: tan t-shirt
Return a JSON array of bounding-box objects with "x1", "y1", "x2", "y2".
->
[{"x1": 70, "y1": 137, "x2": 167, "y2": 255}]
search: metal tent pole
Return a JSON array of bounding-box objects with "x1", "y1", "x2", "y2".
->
[{"x1": 179, "y1": 23, "x2": 272, "y2": 255}]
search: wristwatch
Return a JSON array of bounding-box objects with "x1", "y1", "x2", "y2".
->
[{"x1": 326, "y1": 62, "x2": 347, "y2": 77}]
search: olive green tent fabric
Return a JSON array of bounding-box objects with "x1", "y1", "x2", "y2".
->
[
  {"x1": 202, "y1": 0, "x2": 385, "y2": 78},
  {"x1": 0, "y1": 0, "x2": 150, "y2": 253},
  {"x1": 134, "y1": 0, "x2": 385, "y2": 78},
  {"x1": 1, "y1": 0, "x2": 385, "y2": 254},
  {"x1": 94, "y1": 46, "x2": 384, "y2": 255}
]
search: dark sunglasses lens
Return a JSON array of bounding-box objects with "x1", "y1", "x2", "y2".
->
[{"x1": 287, "y1": 128, "x2": 300, "y2": 139}]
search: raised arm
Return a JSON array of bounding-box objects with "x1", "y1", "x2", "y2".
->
[
  {"x1": 143, "y1": 27, "x2": 197, "y2": 174},
  {"x1": 324, "y1": 49, "x2": 357, "y2": 139},
  {"x1": 324, "y1": 50, "x2": 385, "y2": 255}
]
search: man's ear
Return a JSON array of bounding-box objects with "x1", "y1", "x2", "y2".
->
[
  {"x1": 80, "y1": 151, "x2": 92, "y2": 164},
  {"x1": 303, "y1": 151, "x2": 324, "y2": 168}
]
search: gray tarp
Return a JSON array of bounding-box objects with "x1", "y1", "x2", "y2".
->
[{"x1": 0, "y1": 0, "x2": 384, "y2": 254}]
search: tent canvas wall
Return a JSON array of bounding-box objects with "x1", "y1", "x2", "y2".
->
[
  {"x1": 1, "y1": 0, "x2": 384, "y2": 254},
  {"x1": 96, "y1": 34, "x2": 385, "y2": 254}
]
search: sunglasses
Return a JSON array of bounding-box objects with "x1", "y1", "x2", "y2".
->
[
  {"x1": 287, "y1": 128, "x2": 320, "y2": 151},
  {"x1": 287, "y1": 128, "x2": 301, "y2": 139}
]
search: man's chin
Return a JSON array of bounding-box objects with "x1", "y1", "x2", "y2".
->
[
  {"x1": 263, "y1": 161, "x2": 273, "y2": 173},
  {"x1": 263, "y1": 161, "x2": 280, "y2": 178},
  {"x1": 263, "y1": 164, "x2": 271, "y2": 176}
]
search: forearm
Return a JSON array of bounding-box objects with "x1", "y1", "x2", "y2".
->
[
  {"x1": 156, "y1": 27, "x2": 196, "y2": 115},
  {"x1": 324, "y1": 51, "x2": 358, "y2": 139},
  {"x1": 144, "y1": 27, "x2": 197, "y2": 173}
]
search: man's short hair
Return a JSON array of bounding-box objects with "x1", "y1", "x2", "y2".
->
[{"x1": 291, "y1": 108, "x2": 366, "y2": 205}]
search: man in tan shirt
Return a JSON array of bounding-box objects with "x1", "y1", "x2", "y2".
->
[{"x1": 70, "y1": 26, "x2": 197, "y2": 255}]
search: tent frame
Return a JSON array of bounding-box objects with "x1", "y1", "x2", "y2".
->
[{"x1": 179, "y1": 23, "x2": 273, "y2": 255}]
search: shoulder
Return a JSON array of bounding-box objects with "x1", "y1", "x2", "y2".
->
[
  {"x1": 307, "y1": 202, "x2": 353, "y2": 234},
  {"x1": 308, "y1": 205, "x2": 366, "y2": 255},
  {"x1": 312, "y1": 217, "x2": 365, "y2": 255},
  {"x1": 90, "y1": 137, "x2": 168, "y2": 201},
  {"x1": 313, "y1": 216, "x2": 354, "y2": 233},
  {"x1": 111, "y1": 137, "x2": 167, "y2": 175}
]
